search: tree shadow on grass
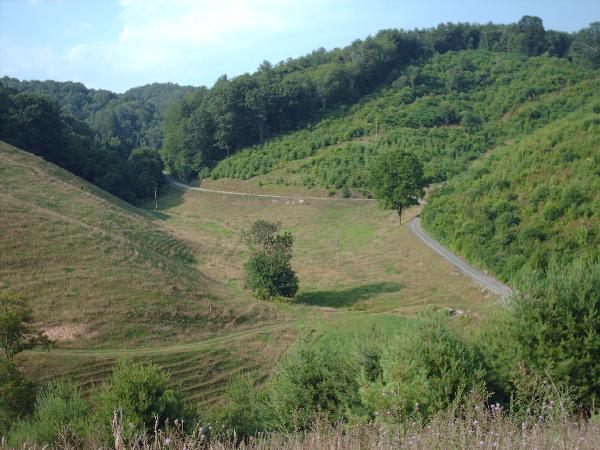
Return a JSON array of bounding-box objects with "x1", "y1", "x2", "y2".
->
[{"x1": 296, "y1": 282, "x2": 404, "y2": 308}]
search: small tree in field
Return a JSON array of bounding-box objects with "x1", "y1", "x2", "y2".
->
[
  {"x1": 369, "y1": 151, "x2": 425, "y2": 224},
  {"x1": 243, "y1": 220, "x2": 298, "y2": 301},
  {"x1": 0, "y1": 292, "x2": 52, "y2": 360}
]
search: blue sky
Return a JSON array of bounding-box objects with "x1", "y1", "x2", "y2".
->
[{"x1": 1, "y1": 0, "x2": 598, "y2": 93}]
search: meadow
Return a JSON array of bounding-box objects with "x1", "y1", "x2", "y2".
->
[{"x1": 2, "y1": 140, "x2": 496, "y2": 415}]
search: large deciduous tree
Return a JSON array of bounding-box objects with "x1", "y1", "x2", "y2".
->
[
  {"x1": 369, "y1": 150, "x2": 425, "y2": 224},
  {"x1": 570, "y1": 22, "x2": 600, "y2": 68}
]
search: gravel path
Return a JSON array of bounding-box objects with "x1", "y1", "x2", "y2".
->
[
  {"x1": 167, "y1": 176, "x2": 512, "y2": 299},
  {"x1": 409, "y1": 217, "x2": 513, "y2": 298}
]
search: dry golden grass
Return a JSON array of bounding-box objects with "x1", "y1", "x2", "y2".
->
[
  {"x1": 3, "y1": 139, "x2": 496, "y2": 408},
  {"x1": 154, "y1": 185, "x2": 496, "y2": 315},
  {"x1": 27, "y1": 396, "x2": 598, "y2": 450},
  {"x1": 0, "y1": 142, "x2": 282, "y2": 349}
]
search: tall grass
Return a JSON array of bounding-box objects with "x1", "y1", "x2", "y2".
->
[{"x1": 24, "y1": 398, "x2": 597, "y2": 450}]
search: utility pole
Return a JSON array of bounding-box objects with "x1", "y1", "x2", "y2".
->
[
  {"x1": 336, "y1": 230, "x2": 340, "y2": 271},
  {"x1": 154, "y1": 185, "x2": 158, "y2": 211}
]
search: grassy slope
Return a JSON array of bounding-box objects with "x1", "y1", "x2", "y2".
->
[
  {"x1": 152, "y1": 187, "x2": 494, "y2": 316},
  {"x1": 421, "y1": 110, "x2": 600, "y2": 281},
  {"x1": 0, "y1": 140, "x2": 281, "y2": 349},
  {"x1": 3, "y1": 140, "x2": 494, "y2": 407}
]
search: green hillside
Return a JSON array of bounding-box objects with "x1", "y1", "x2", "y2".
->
[
  {"x1": 422, "y1": 109, "x2": 600, "y2": 281},
  {"x1": 0, "y1": 141, "x2": 279, "y2": 348},
  {"x1": 206, "y1": 51, "x2": 593, "y2": 196}
]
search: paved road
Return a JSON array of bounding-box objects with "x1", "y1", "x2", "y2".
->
[{"x1": 409, "y1": 217, "x2": 512, "y2": 298}]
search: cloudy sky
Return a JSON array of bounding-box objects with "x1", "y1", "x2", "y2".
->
[{"x1": 1, "y1": 0, "x2": 598, "y2": 93}]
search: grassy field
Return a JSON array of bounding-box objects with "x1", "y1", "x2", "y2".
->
[
  {"x1": 3, "y1": 140, "x2": 496, "y2": 406},
  {"x1": 152, "y1": 184, "x2": 495, "y2": 315}
]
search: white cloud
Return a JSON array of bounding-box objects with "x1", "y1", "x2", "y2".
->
[
  {"x1": 110, "y1": 0, "x2": 305, "y2": 72},
  {"x1": 0, "y1": 37, "x2": 56, "y2": 76},
  {"x1": 1, "y1": 0, "x2": 345, "y2": 91}
]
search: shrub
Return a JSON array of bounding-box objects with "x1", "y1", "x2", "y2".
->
[
  {"x1": 91, "y1": 360, "x2": 194, "y2": 444},
  {"x1": 0, "y1": 360, "x2": 35, "y2": 435},
  {"x1": 266, "y1": 335, "x2": 364, "y2": 430},
  {"x1": 509, "y1": 258, "x2": 600, "y2": 412},
  {"x1": 362, "y1": 310, "x2": 486, "y2": 420},
  {"x1": 9, "y1": 381, "x2": 90, "y2": 447},
  {"x1": 243, "y1": 221, "x2": 298, "y2": 301}
]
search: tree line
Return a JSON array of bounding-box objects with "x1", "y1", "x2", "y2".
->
[
  {"x1": 161, "y1": 18, "x2": 600, "y2": 181},
  {"x1": 0, "y1": 80, "x2": 192, "y2": 201}
]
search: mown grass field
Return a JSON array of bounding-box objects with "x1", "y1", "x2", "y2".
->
[
  {"x1": 152, "y1": 184, "x2": 495, "y2": 315},
  {"x1": 3, "y1": 140, "x2": 496, "y2": 406}
]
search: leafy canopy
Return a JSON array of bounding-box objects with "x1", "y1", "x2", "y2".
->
[
  {"x1": 369, "y1": 150, "x2": 425, "y2": 220},
  {"x1": 243, "y1": 220, "x2": 298, "y2": 301}
]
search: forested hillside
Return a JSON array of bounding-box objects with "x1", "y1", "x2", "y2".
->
[
  {"x1": 209, "y1": 51, "x2": 591, "y2": 193},
  {"x1": 161, "y1": 18, "x2": 598, "y2": 181},
  {"x1": 0, "y1": 80, "x2": 191, "y2": 201},
  {"x1": 422, "y1": 108, "x2": 600, "y2": 280},
  {"x1": 0, "y1": 77, "x2": 193, "y2": 151}
]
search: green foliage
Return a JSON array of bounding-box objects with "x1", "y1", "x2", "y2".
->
[
  {"x1": 0, "y1": 292, "x2": 52, "y2": 360},
  {"x1": 266, "y1": 335, "x2": 363, "y2": 430},
  {"x1": 570, "y1": 22, "x2": 600, "y2": 68},
  {"x1": 9, "y1": 381, "x2": 91, "y2": 448},
  {"x1": 369, "y1": 150, "x2": 425, "y2": 220},
  {"x1": 164, "y1": 18, "x2": 590, "y2": 183},
  {"x1": 91, "y1": 360, "x2": 193, "y2": 444},
  {"x1": 210, "y1": 50, "x2": 590, "y2": 195},
  {"x1": 361, "y1": 310, "x2": 486, "y2": 420},
  {"x1": 0, "y1": 79, "x2": 191, "y2": 202},
  {"x1": 210, "y1": 376, "x2": 266, "y2": 438},
  {"x1": 509, "y1": 259, "x2": 600, "y2": 411},
  {"x1": 243, "y1": 221, "x2": 298, "y2": 301},
  {"x1": 127, "y1": 146, "x2": 165, "y2": 199},
  {"x1": 422, "y1": 107, "x2": 600, "y2": 280},
  {"x1": 0, "y1": 360, "x2": 35, "y2": 435}
]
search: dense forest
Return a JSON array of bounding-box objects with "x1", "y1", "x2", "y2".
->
[
  {"x1": 0, "y1": 79, "x2": 192, "y2": 201},
  {"x1": 210, "y1": 51, "x2": 591, "y2": 192},
  {"x1": 161, "y1": 18, "x2": 599, "y2": 181}
]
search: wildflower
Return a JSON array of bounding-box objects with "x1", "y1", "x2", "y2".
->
[
  {"x1": 164, "y1": 437, "x2": 172, "y2": 446},
  {"x1": 199, "y1": 426, "x2": 205, "y2": 434},
  {"x1": 374, "y1": 411, "x2": 380, "y2": 416},
  {"x1": 479, "y1": 440, "x2": 485, "y2": 447}
]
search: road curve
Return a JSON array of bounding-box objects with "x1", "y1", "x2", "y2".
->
[
  {"x1": 165, "y1": 175, "x2": 511, "y2": 298},
  {"x1": 409, "y1": 217, "x2": 512, "y2": 298},
  {"x1": 165, "y1": 175, "x2": 375, "y2": 202}
]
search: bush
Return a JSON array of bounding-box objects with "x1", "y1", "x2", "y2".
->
[
  {"x1": 243, "y1": 221, "x2": 298, "y2": 301},
  {"x1": 91, "y1": 360, "x2": 194, "y2": 444},
  {"x1": 9, "y1": 381, "x2": 90, "y2": 447},
  {"x1": 211, "y1": 376, "x2": 267, "y2": 439},
  {"x1": 266, "y1": 335, "x2": 364, "y2": 430},
  {"x1": 509, "y1": 258, "x2": 600, "y2": 411},
  {"x1": 361, "y1": 310, "x2": 486, "y2": 420},
  {"x1": 0, "y1": 360, "x2": 35, "y2": 435}
]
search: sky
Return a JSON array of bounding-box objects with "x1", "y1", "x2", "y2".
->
[{"x1": 1, "y1": 0, "x2": 599, "y2": 93}]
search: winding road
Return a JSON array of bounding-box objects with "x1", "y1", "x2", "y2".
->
[
  {"x1": 167, "y1": 176, "x2": 512, "y2": 299},
  {"x1": 409, "y1": 217, "x2": 512, "y2": 298}
]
